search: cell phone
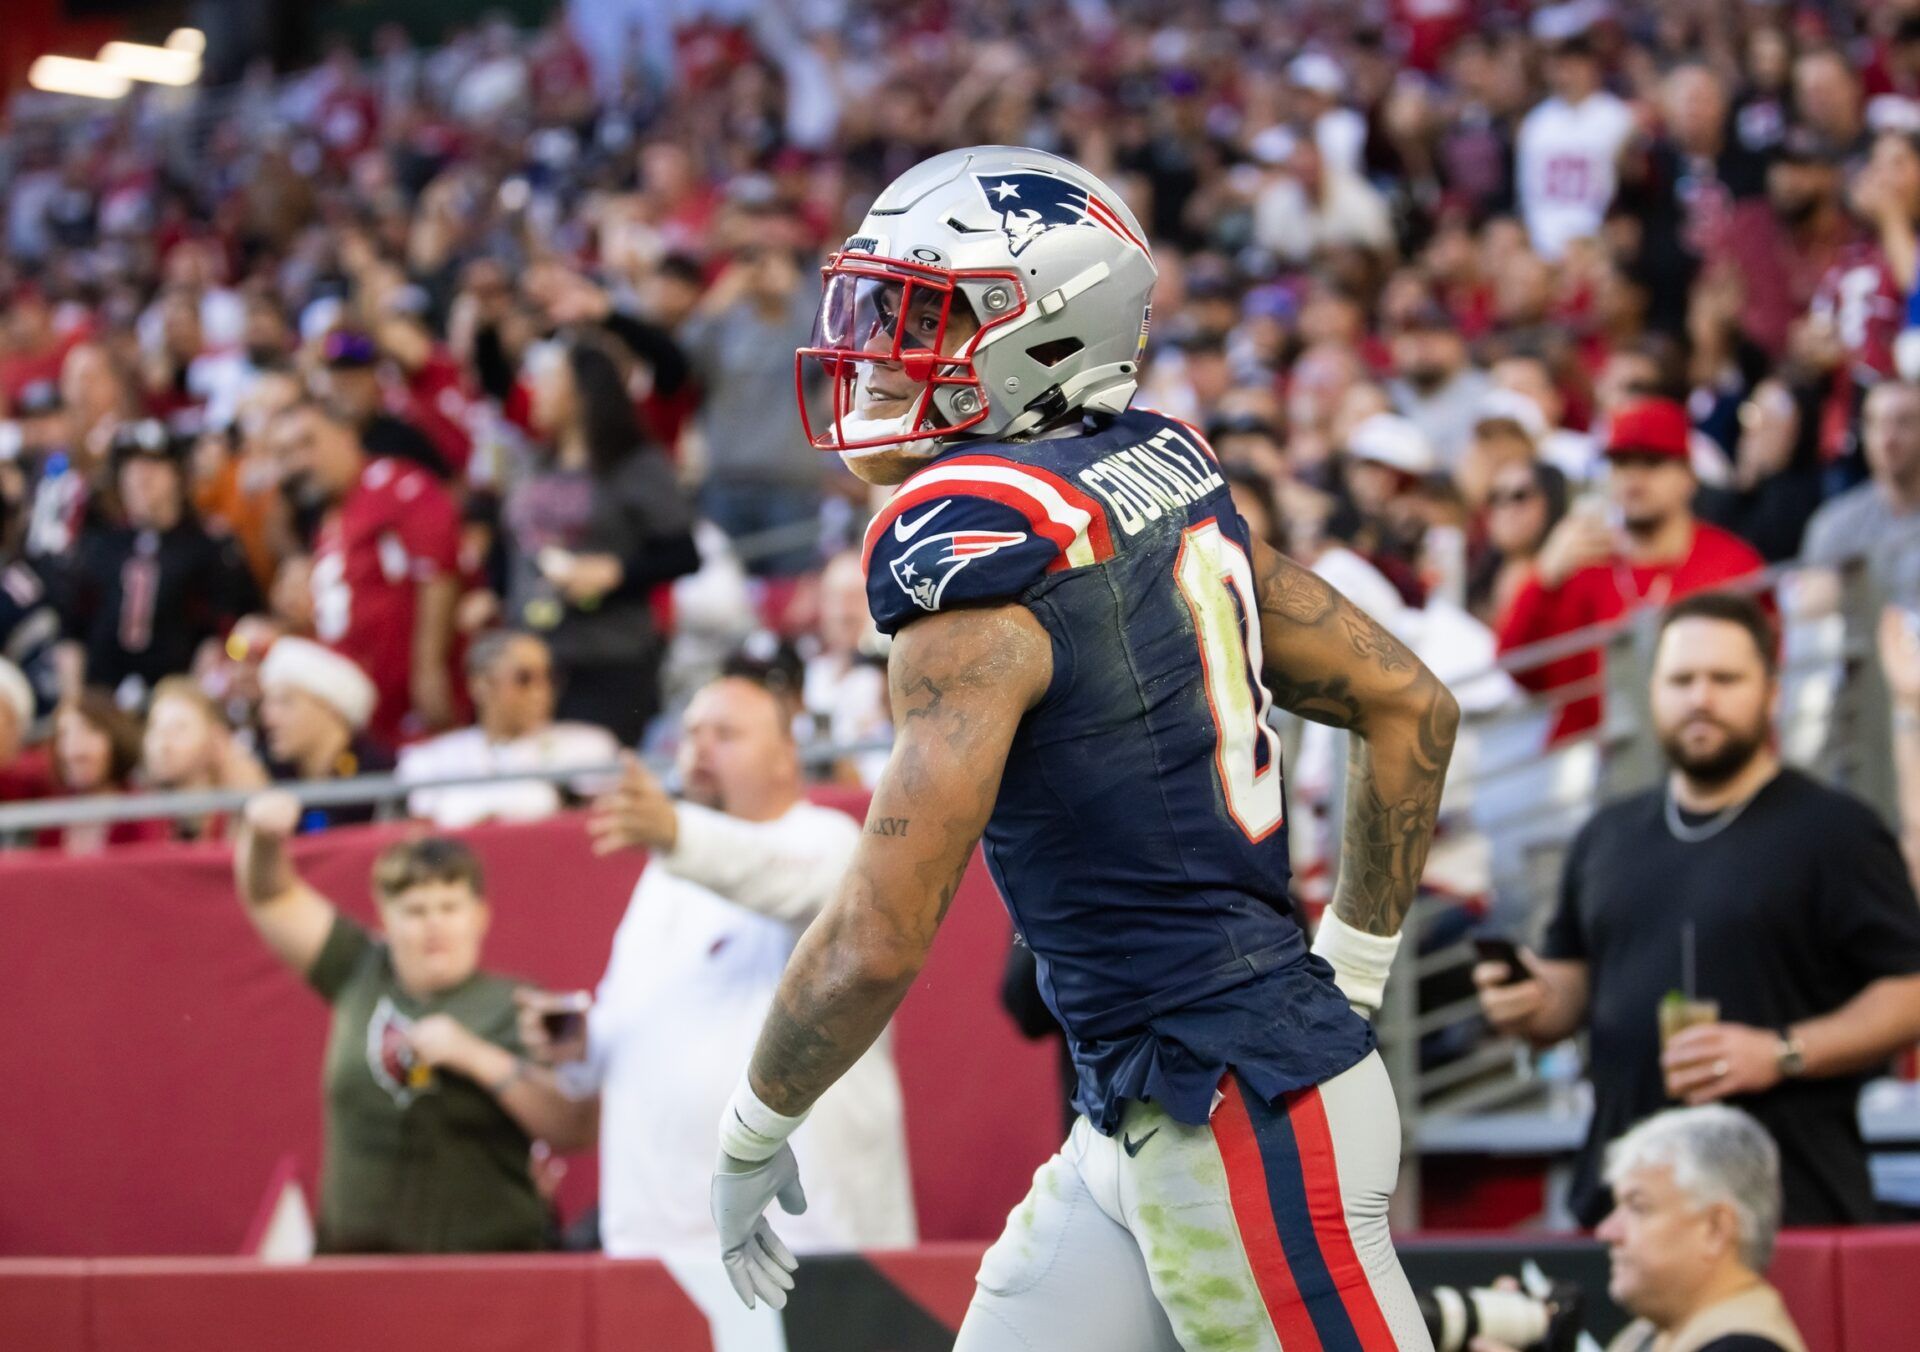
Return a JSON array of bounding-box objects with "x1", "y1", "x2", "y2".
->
[{"x1": 1473, "y1": 936, "x2": 1528, "y2": 986}]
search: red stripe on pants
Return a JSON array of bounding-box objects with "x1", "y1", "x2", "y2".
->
[
  {"x1": 1285, "y1": 1087, "x2": 1400, "y2": 1349},
  {"x1": 1213, "y1": 1076, "x2": 1324, "y2": 1351}
]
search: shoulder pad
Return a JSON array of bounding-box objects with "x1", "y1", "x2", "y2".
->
[{"x1": 861, "y1": 454, "x2": 1115, "y2": 635}]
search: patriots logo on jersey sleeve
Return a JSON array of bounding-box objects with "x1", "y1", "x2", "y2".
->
[
  {"x1": 974, "y1": 173, "x2": 1146, "y2": 257},
  {"x1": 891, "y1": 530, "x2": 1028, "y2": 612}
]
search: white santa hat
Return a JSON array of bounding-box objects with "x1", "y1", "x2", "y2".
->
[
  {"x1": 0, "y1": 658, "x2": 32, "y2": 729},
  {"x1": 260, "y1": 638, "x2": 377, "y2": 733}
]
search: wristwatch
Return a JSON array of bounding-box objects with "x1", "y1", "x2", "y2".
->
[{"x1": 1776, "y1": 1030, "x2": 1806, "y2": 1079}]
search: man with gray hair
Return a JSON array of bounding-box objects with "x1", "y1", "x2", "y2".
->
[
  {"x1": 1593, "y1": 1106, "x2": 1806, "y2": 1352},
  {"x1": 1476, "y1": 1106, "x2": 1804, "y2": 1352}
]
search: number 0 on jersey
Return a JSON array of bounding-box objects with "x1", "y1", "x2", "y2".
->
[{"x1": 1174, "y1": 520, "x2": 1285, "y2": 842}]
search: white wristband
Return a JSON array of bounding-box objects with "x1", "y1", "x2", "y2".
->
[
  {"x1": 1310, "y1": 910, "x2": 1402, "y2": 1013},
  {"x1": 719, "y1": 1073, "x2": 809, "y2": 1163}
]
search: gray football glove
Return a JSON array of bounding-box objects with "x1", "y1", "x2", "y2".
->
[{"x1": 711, "y1": 1142, "x2": 808, "y2": 1310}]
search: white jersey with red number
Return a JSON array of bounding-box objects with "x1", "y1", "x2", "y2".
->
[{"x1": 1516, "y1": 91, "x2": 1636, "y2": 261}]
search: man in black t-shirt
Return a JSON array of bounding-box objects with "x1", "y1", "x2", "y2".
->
[{"x1": 1477, "y1": 591, "x2": 1920, "y2": 1226}]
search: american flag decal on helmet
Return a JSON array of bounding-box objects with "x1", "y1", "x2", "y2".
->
[
  {"x1": 890, "y1": 529, "x2": 1028, "y2": 612},
  {"x1": 974, "y1": 172, "x2": 1148, "y2": 257}
]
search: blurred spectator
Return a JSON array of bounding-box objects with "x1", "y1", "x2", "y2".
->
[
  {"x1": 258, "y1": 636, "x2": 389, "y2": 831},
  {"x1": 273, "y1": 401, "x2": 460, "y2": 745},
  {"x1": 1515, "y1": 27, "x2": 1635, "y2": 262},
  {"x1": 500, "y1": 336, "x2": 697, "y2": 743},
  {"x1": 1714, "y1": 129, "x2": 1853, "y2": 364},
  {"x1": 312, "y1": 329, "x2": 452, "y2": 481},
  {"x1": 58, "y1": 420, "x2": 256, "y2": 706},
  {"x1": 1488, "y1": 354, "x2": 1598, "y2": 484},
  {"x1": 0, "y1": 656, "x2": 51, "y2": 801},
  {"x1": 1496, "y1": 400, "x2": 1764, "y2": 741},
  {"x1": 1616, "y1": 63, "x2": 1765, "y2": 339},
  {"x1": 679, "y1": 231, "x2": 826, "y2": 575},
  {"x1": 1286, "y1": 51, "x2": 1368, "y2": 176},
  {"x1": 1801, "y1": 129, "x2": 1920, "y2": 458},
  {"x1": 1468, "y1": 459, "x2": 1569, "y2": 626},
  {"x1": 398, "y1": 630, "x2": 619, "y2": 829},
  {"x1": 139, "y1": 676, "x2": 267, "y2": 841},
  {"x1": 800, "y1": 550, "x2": 889, "y2": 786},
  {"x1": 1695, "y1": 379, "x2": 1823, "y2": 563},
  {"x1": 1343, "y1": 412, "x2": 1439, "y2": 603},
  {"x1": 231, "y1": 792, "x2": 589, "y2": 1253},
  {"x1": 193, "y1": 366, "x2": 304, "y2": 592},
  {"x1": 1477, "y1": 593, "x2": 1920, "y2": 1226},
  {"x1": 1387, "y1": 300, "x2": 1492, "y2": 467},
  {"x1": 1475, "y1": 1106, "x2": 1805, "y2": 1352},
  {"x1": 24, "y1": 341, "x2": 139, "y2": 564},
  {"x1": 40, "y1": 690, "x2": 161, "y2": 853},
  {"x1": 1879, "y1": 603, "x2": 1920, "y2": 887},
  {"x1": 1590, "y1": 1108, "x2": 1803, "y2": 1352},
  {"x1": 0, "y1": 458, "x2": 60, "y2": 716},
  {"x1": 520, "y1": 674, "x2": 914, "y2": 1256},
  {"x1": 1252, "y1": 133, "x2": 1395, "y2": 267},
  {"x1": 1801, "y1": 379, "x2": 1920, "y2": 604},
  {"x1": 1793, "y1": 47, "x2": 1871, "y2": 164},
  {"x1": 0, "y1": 284, "x2": 82, "y2": 413}
]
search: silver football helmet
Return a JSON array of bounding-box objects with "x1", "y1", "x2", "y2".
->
[{"x1": 796, "y1": 145, "x2": 1157, "y2": 483}]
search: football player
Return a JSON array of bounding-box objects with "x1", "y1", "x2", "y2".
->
[{"x1": 711, "y1": 146, "x2": 1457, "y2": 1350}]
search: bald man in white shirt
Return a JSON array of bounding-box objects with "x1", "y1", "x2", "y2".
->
[{"x1": 522, "y1": 675, "x2": 916, "y2": 1257}]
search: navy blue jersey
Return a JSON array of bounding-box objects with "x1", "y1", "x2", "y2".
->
[{"x1": 864, "y1": 409, "x2": 1371, "y2": 1132}]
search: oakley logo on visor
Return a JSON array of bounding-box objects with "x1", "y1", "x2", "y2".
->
[{"x1": 974, "y1": 172, "x2": 1144, "y2": 257}]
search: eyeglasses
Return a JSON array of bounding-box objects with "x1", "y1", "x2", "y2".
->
[{"x1": 1487, "y1": 486, "x2": 1540, "y2": 507}]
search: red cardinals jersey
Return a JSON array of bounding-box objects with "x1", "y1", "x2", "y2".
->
[
  {"x1": 1811, "y1": 242, "x2": 1902, "y2": 380},
  {"x1": 1810, "y1": 242, "x2": 1903, "y2": 458},
  {"x1": 311, "y1": 457, "x2": 459, "y2": 747}
]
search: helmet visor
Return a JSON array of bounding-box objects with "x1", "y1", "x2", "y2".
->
[{"x1": 796, "y1": 254, "x2": 999, "y2": 453}]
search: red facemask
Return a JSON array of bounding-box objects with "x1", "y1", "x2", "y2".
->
[{"x1": 794, "y1": 251, "x2": 1026, "y2": 454}]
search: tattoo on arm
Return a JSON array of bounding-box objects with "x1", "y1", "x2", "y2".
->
[
  {"x1": 1342, "y1": 613, "x2": 1412, "y2": 673},
  {"x1": 897, "y1": 675, "x2": 943, "y2": 722},
  {"x1": 1253, "y1": 543, "x2": 1458, "y2": 937},
  {"x1": 747, "y1": 607, "x2": 1046, "y2": 1117},
  {"x1": 1261, "y1": 558, "x2": 1334, "y2": 624},
  {"x1": 1332, "y1": 692, "x2": 1453, "y2": 936}
]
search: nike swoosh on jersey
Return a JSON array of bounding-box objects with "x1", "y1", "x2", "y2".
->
[{"x1": 893, "y1": 499, "x2": 952, "y2": 542}]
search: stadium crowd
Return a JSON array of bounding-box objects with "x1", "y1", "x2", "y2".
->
[{"x1": 7, "y1": 0, "x2": 1920, "y2": 839}]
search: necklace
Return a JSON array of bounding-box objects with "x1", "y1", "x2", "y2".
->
[{"x1": 1663, "y1": 783, "x2": 1762, "y2": 844}]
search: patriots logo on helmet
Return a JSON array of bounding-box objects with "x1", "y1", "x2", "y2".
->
[
  {"x1": 974, "y1": 172, "x2": 1147, "y2": 257},
  {"x1": 891, "y1": 529, "x2": 1029, "y2": 611}
]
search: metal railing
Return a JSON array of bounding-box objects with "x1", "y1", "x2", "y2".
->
[{"x1": 0, "y1": 738, "x2": 893, "y2": 845}]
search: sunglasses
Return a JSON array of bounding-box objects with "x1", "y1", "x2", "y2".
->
[{"x1": 1487, "y1": 486, "x2": 1540, "y2": 507}]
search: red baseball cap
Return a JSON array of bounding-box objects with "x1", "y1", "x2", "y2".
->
[{"x1": 1605, "y1": 399, "x2": 1692, "y2": 462}]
